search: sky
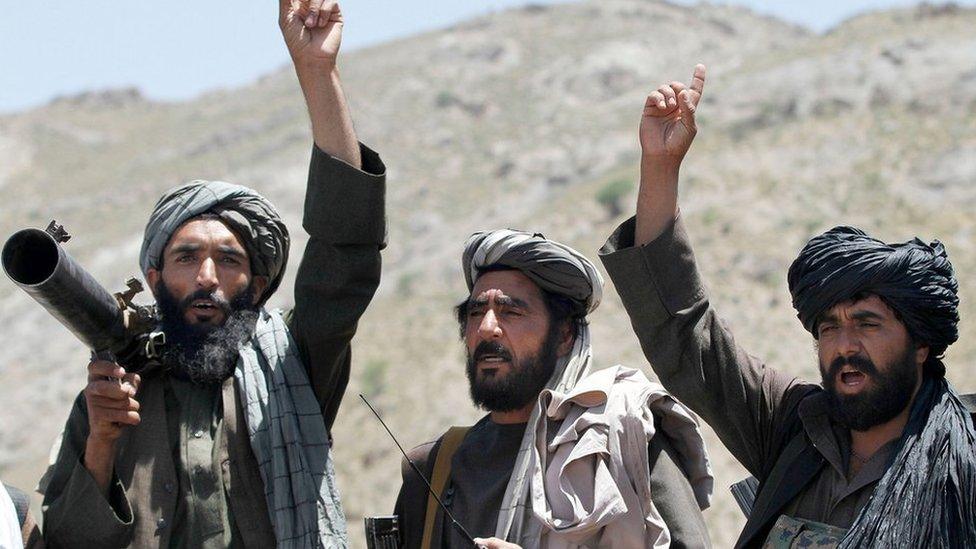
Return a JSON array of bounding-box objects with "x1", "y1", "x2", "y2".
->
[{"x1": 1, "y1": 0, "x2": 972, "y2": 113}]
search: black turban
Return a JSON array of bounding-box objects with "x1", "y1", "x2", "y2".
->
[{"x1": 787, "y1": 226, "x2": 959, "y2": 358}]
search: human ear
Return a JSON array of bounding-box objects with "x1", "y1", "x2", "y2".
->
[
  {"x1": 251, "y1": 276, "x2": 269, "y2": 305},
  {"x1": 146, "y1": 268, "x2": 160, "y2": 297},
  {"x1": 557, "y1": 322, "x2": 575, "y2": 357},
  {"x1": 915, "y1": 343, "x2": 930, "y2": 367}
]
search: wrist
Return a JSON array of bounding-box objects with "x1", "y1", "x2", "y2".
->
[{"x1": 292, "y1": 55, "x2": 338, "y2": 76}]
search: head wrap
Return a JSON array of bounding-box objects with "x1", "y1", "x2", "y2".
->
[
  {"x1": 787, "y1": 226, "x2": 959, "y2": 358},
  {"x1": 139, "y1": 180, "x2": 290, "y2": 305},
  {"x1": 462, "y1": 229, "x2": 604, "y2": 314}
]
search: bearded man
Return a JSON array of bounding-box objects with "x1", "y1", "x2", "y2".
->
[
  {"x1": 599, "y1": 64, "x2": 976, "y2": 547},
  {"x1": 40, "y1": 1, "x2": 385, "y2": 547},
  {"x1": 394, "y1": 231, "x2": 714, "y2": 548}
]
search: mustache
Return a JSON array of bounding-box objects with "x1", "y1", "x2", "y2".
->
[
  {"x1": 827, "y1": 354, "x2": 879, "y2": 379},
  {"x1": 178, "y1": 289, "x2": 232, "y2": 314},
  {"x1": 472, "y1": 340, "x2": 512, "y2": 362}
]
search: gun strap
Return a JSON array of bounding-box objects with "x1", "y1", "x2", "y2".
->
[{"x1": 421, "y1": 426, "x2": 470, "y2": 549}]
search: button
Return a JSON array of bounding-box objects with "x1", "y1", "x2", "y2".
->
[
  {"x1": 164, "y1": 482, "x2": 174, "y2": 494},
  {"x1": 157, "y1": 517, "x2": 167, "y2": 529},
  {"x1": 193, "y1": 430, "x2": 204, "y2": 439}
]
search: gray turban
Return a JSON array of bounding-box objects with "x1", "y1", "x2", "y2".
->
[
  {"x1": 139, "y1": 180, "x2": 290, "y2": 304},
  {"x1": 462, "y1": 229, "x2": 603, "y2": 314},
  {"x1": 787, "y1": 226, "x2": 959, "y2": 358}
]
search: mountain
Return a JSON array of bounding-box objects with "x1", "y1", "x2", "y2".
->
[{"x1": 1, "y1": 1, "x2": 974, "y2": 545}]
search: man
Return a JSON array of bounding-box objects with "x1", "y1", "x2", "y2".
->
[
  {"x1": 1, "y1": 482, "x2": 41, "y2": 548},
  {"x1": 394, "y1": 231, "x2": 714, "y2": 548},
  {"x1": 40, "y1": 1, "x2": 385, "y2": 546},
  {"x1": 599, "y1": 65, "x2": 976, "y2": 547}
]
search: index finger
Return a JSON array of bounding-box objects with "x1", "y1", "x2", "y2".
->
[{"x1": 690, "y1": 64, "x2": 706, "y2": 96}]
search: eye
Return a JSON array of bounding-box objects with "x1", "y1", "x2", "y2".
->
[
  {"x1": 818, "y1": 324, "x2": 837, "y2": 336},
  {"x1": 503, "y1": 309, "x2": 523, "y2": 317},
  {"x1": 175, "y1": 254, "x2": 196, "y2": 264},
  {"x1": 219, "y1": 256, "x2": 242, "y2": 265},
  {"x1": 467, "y1": 309, "x2": 484, "y2": 318}
]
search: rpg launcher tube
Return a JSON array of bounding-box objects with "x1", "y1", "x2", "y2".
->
[{"x1": 2, "y1": 226, "x2": 129, "y2": 358}]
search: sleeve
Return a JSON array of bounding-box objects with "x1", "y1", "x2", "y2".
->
[
  {"x1": 599, "y1": 215, "x2": 814, "y2": 477},
  {"x1": 394, "y1": 441, "x2": 438, "y2": 549},
  {"x1": 41, "y1": 393, "x2": 134, "y2": 547},
  {"x1": 288, "y1": 142, "x2": 386, "y2": 431},
  {"x1": 647, "y1": 433, "x2": 710, "y2": 549}
]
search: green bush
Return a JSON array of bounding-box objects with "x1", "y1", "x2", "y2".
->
[{"x1": 596, "y1": 179, "x2": 633, "y2": 218}]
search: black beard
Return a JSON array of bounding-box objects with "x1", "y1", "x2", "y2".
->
[
  {"x1": 155, "y1": 281, "x2": 258, "y2": 385},
  {"x1": 465, "y1": 327, "x2": 560, "y2": 413},
  {"x1": 821, "y1": 345, "x2": 918, "y2": 432}
]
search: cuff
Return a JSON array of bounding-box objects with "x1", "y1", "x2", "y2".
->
[
  {"x1": 46, "y1": 458, "x2": 133, "y2": 545},
  {"x1": 599, "y1": 214, "x2": 706, "y2": 320},
  {"x1": 304, "y1": 142, "x2": 387, "y2": 247}
]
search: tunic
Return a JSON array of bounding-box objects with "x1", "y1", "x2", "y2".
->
[{"x1": 394, "y1": 414, "x2": 711, "y2": 548}]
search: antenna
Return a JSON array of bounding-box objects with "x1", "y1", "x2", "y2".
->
[{"x1": 359, "y1": 394, "x2": 478, "y2": 546}]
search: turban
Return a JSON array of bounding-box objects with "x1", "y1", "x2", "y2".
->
[
  {"x1": 787, "y1": 226, "x2": 959, "y2": 357},
  {"x1": 462, "y1": 229, "x2": 604, "y2": 315},
  {"x1": 139, "y1": 180, "x2": 290, "y2": 304}
]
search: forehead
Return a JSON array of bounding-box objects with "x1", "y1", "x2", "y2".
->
[
  {"x1": 823, "y1": 294, "x2": 897, "y2": 319},
  {"x1": 164, "y1": 218, "x2": 247, "y2": 254},
  {"x1": 470, "y1": 270, "x2": 544, "y2": 304}
]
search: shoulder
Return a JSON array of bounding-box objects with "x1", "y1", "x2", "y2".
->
[{"x1": 402, "y1": 440, "x2": 438, "y2": 480}]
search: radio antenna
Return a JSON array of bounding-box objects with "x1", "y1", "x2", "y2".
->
[{"x1": 359, "y1": 394, "x2": 477, "y2": 546}]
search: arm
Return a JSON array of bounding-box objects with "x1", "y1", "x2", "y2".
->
[
  {"x1": 280, "y1": 0, "x2": 361, "y2": 167},
  {"x1": 599, "y1": 67, "x2": 814, "y2": 477},
  {"x1": 280, "y1": 1, "x2": 386, "y2": 430},
  {"x1": 41, "y1": 389, "x2": 135, "y2": 546}
]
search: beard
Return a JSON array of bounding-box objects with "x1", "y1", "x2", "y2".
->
[
  {"x1": 465, "y1": 327, "x2": 560, "y2": 413},
  {"x1": 820, "y1": 344, "x2": 919, "y2": 432},
  {"x1": 155, "y1": 281, "x2": 258, "y2": 385}
]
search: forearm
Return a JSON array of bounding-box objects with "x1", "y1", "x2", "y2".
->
[
  {"x1": 83, "y1": 438, "x2": 117, "y2": 496},
  {"x1": 295, "y1": 63, "x2": 361, "y2": 168},
  {"x1": 635, "y1": 154, "x2": 680, "y2": 247}
]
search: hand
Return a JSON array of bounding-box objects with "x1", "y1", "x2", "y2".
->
[
  {"x1": 473, "y1": 538, "x2": 522, "y2": 549},
  {"x1": 84, "y1": 360, "x2": 141, "y2": 445},
  {"x1": 639, "y1": 64, "x2": 706, "y2": 167},
  {"x1": 280, "y1": 0, "x2": 344, "y2": 69}
]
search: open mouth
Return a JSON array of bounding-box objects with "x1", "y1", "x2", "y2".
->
[
  {"x1": 188, "y1": 299, "x2": 223, "y2": 321},
  {"x1": 839, "y1": 369, "x2": 867, "y2": 387}
]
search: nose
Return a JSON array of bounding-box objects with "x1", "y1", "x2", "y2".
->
[
  {"x1": 835, "y1": 326, "x2": 863, "y2": 358},
  {"x1": 196, "y1": 258, "x2": 219, "y2": 290},
  {"x1": 477, "y1": 309, "x2": 503, "y2": 340}
]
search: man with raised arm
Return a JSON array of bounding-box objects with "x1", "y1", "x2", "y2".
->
[
  {"x1": 599, "y1": 65, "x2": 976, "y2": 547},
  {"x1": 40, "y1": 2, "x2": 385, "y2": 546}
]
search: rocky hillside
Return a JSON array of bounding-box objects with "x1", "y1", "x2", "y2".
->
[{"x1": 1, "y1": 1, "x2": 974, "y2": 545}]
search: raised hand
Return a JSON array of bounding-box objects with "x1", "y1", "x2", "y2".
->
[
  {"x1": 83, "y1": 359, "x2": 141, "y2": 494},
  {"x1": 639, "y1": 64, "x2": 706, "y2": 164},
  {"x1": 279, "y1": 0, "x2": 344, "y2": 68}
]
